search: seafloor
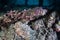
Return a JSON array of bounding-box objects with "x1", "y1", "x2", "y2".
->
[{"x1": 0, "y1": 7, "x2": 60, "y2": 40}]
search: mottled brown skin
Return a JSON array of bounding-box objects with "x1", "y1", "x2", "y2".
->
[{"x1": 0, "y1": 8, "x2": 47, "y2": 31}]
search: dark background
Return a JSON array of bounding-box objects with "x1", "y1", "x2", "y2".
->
[{"x1": 0, "y1": 0, "x2": 60, "y2": 12}]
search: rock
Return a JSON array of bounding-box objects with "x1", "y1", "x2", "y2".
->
[
  {"x1": 14, "y1": 22, "x2": 36, "y2": 40},
  {"x1": 0, "y1": 7, "x2": 58, "y2": 40},
  {"x1": 33, "y1": 19, "x2": 58, "y2": 40},
  {"x1": 47, "y1": 11, "x2": 56, "y2": 28},
  {"x1": 55, "y1": 23, "x2": 60, "y2": 32},
  {"x1": 0, "y1": 24, "x2": 15, "y2": 40},
  {"x1": 0, "y1": 31, "x2": 5, "y2": 36}
]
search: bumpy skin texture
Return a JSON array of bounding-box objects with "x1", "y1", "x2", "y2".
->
[{"x1": 0, "y1": 7, "x2": 59, "y2": 40}]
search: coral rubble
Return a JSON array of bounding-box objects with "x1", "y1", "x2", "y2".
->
[{"x1": 0, "y1": 7, "x2": 60, "y2": 40}]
